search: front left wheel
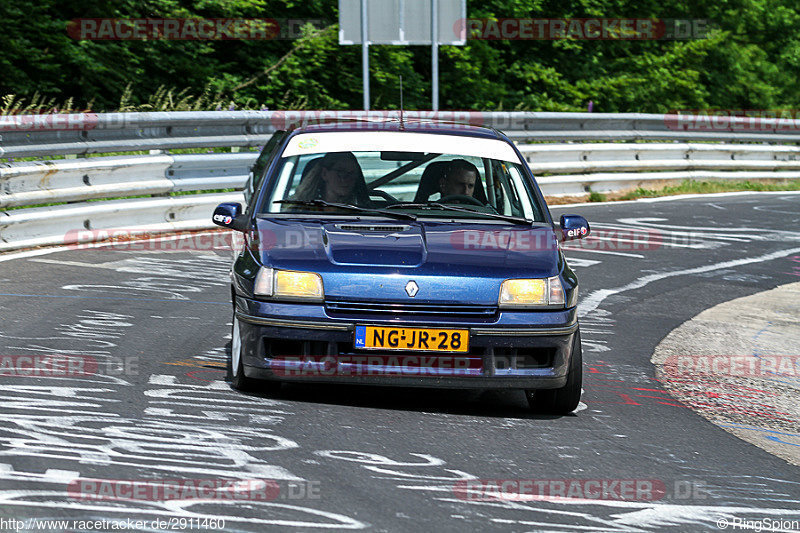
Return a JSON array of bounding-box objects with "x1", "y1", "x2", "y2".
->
[{"x1": 525, "y1": 329, "x2": 583, "y2": 415}]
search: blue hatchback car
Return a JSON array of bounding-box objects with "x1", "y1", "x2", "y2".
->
[{"x1": 213, "y1": 121, "x2": 590, "y2": 414}]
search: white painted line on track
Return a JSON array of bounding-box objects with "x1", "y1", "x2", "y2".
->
[
  {"x1": 579, "y1": 246, "x2": 800, "y2": 317},
  {"x1": 562, "y1": 248, "x2": 645, "y2": 259}
]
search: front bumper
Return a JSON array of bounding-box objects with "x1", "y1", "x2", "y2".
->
[{"x1": 234, "y1": 297, "x2": 579, "y2": 390}]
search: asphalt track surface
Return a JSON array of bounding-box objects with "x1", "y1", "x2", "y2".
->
[{"x1": 0, "y1": 192, "x2": 799, "y2": 532}]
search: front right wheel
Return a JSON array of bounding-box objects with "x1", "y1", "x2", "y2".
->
[{"x1": 525, "y1": 329, "x2": 583, "y2": 415}]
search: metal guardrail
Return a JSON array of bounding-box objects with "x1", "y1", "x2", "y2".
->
[
  {"x1": 0, "y1": 152, "x2": 247, "y2": 251},
  {"x1": 0, "y1": 193, "x2": 242, "y2": 252},
  {"x1": 4, "y1": 110, "x2": 800, "y2": 159},
  {"x1": 520, "y1": 142, "x2": 800, "y2": 195},
  {"x1": 3, "y1": 111, "x2": 800, "y2": 253}
]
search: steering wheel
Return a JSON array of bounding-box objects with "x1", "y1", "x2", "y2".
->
[{"x1": 438, "y1": 194, "x2": 485, "y2": 207}]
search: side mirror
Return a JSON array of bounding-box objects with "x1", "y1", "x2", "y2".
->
[
  {"x1": 212, "y1": 203, "x2": 247, "y2": 231},
  {"x1": 560, "y1": 214, "x2": 590, "y2": 241}
]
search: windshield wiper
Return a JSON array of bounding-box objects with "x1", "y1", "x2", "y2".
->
[
  {"x1": 385, "y1": 202, "x2": 533, "y2": 225},
  {"x1": 274, "y1": 199, "x2": 417, "y2": 221}
]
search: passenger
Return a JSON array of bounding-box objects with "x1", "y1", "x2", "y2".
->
[
  {"x1": 439, "y1": 159, "x2": 479, "y2": 198},
  {"x1": 291, "y1": 152, "x2": 372, "y2": 206}
]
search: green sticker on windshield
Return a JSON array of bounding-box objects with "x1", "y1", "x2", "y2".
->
[{"x1": 297, "y1": 137, "x2": 318, "y2": 150}]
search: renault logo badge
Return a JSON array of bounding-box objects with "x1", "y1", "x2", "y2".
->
[{"x1": 405, "y1": 280, "x2": 419, "y2": 297}]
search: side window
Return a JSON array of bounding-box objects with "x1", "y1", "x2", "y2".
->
[
  {"x1": 285, "y1": 155, "x2": 324, "y2": 198},
  {"x1": 490, "y1": 160, "x2": 526, "y2": 217},
  {"x1": 244, "y1": 130, "x2": 286, "y2": 204},
  {"x1": 503, "y1": 163, "x2": 542, "y2": 220}
]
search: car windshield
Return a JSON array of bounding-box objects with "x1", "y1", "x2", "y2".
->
[{"x1": 260, "y1": 132, "x2": 546, "y2": 222}]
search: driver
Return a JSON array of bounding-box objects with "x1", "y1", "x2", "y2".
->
[
  {"x1": 439, "y1": 159, "x2": 479, "y2": 199},
  {"x1": 290, "y1": 152, "x2": 372, "y2": 206}
]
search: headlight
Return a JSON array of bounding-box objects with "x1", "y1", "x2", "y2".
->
[
  {"x1": 254, "y1": 267, "x2": 324, "y2": 301},
  {"x1": 499, "y1": 276, "x2": 566, "y2": 307}
]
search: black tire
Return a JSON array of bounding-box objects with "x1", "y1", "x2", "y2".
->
[
  {"x1": 228, "y1": 312, "x2": 258, "y2": 391},
  {"x1": 229, "y1": 311, "x2": 282, "y2": 393},
  {"x1": 526, "y1": 329, "x2": 583, "y2": 414}
]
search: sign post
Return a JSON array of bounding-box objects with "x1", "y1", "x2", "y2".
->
[
  {"x1": 431, "y1": 0, "x2": 439, "y2": 110},
  {"x1": 339, "y1": 0, "x2": 465, "y2": 111},
  {"x1": 361, "y1": 0, "x2": 369, "y2": 110}
]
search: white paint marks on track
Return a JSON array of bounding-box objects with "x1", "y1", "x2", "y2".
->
[{"x1": 579, "y1": 247, "x2": 800, "y2": 318}]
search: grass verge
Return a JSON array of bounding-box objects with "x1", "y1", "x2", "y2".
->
[{"x1": 546, "y1": 179, "x2": 800, "y2": 205}]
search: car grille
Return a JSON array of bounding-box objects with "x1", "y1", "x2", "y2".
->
[{"x1": 325, "y1": 300, "x2": 498, "y2": 320}]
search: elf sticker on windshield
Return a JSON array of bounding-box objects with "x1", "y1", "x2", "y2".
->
[{"x1": 297, "y1": 137, "x2": 318, "y2": 150}]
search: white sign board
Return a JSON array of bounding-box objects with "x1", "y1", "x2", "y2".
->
[{"x1": 339, "y1": 0, "x2": 466, "y2": 45}]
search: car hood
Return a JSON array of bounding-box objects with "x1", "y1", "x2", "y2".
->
[{"x1": 256, "y1": 218, "x2": 561, "y2": 305}]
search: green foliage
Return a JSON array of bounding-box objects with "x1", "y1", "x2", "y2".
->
[
  {"x1": 2, "y1": 0, "x2": 800, "y2": 112},
  {"x1": 587, "y1": 189, "x2": 607, "y2": 202}
]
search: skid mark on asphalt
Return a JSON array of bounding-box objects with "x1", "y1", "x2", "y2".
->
[
  {"x1": 585, "y1": 356, "x2": 798, "y2": 423},
  {"x1": 584, "y1": 360, "x2": 685, "y2": 409},
  {"x1": 786, "y1": 255, "x2": 800, "y2": 277},
  {"x1": 719, "y1": 425, "x2": 800, "y2": 449}
]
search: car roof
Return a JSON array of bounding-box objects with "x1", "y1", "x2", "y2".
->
[{"x1": 289, "y1": 120, "x2": 504, "y2": 140}]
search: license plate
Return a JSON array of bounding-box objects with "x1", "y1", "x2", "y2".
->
[{"x1": 354, "y1": 325, "x2": 469, "y2": 353}]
